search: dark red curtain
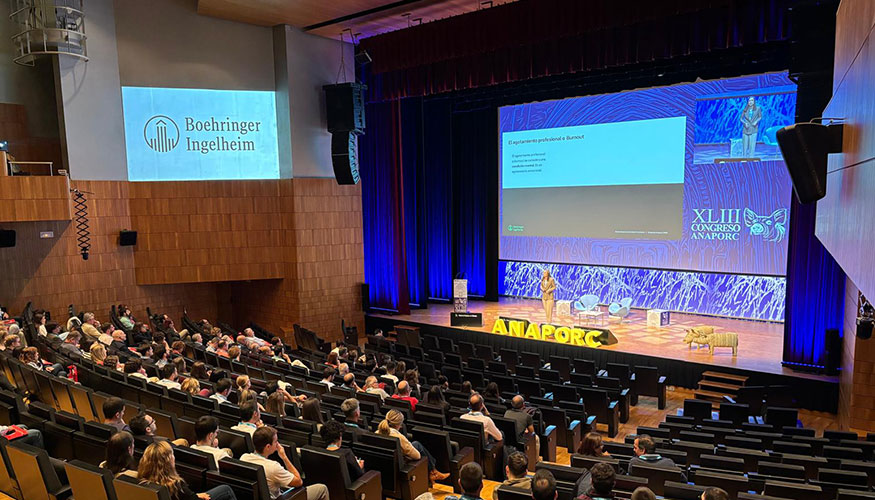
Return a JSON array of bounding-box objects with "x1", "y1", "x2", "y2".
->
[{"x1": 360, "y1": 0, "x2": 793, "y2": 101}]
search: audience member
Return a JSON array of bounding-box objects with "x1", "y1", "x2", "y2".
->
[
  {"x1": 321, "y1": 367, "x2": 336, "y2": 388},
  {"x1": 447, "y1": 462, "x2": 483, "y2": 500},
  {"x1": 578, "y1": 463, "x2": 615, "y2": 500},
  {"x1": 189, "y1": 361, "x2": 210, "y2": 380},
  {"x1": 301, "y1": 398, "x2": 325, "y2": 431},
  {"x1": 363, "y1": 376, "x2": 389, "y2": 400},
  {"x1": 210, "y1": 378, "x2": 233, "y2": 403},
  {"x1": 532, "y1": 469, "x2": 557, "y2": 500},
  {"x1": 383, "y1": 361, "x2": 399, "y2": 383},
  {"x1": 139, "y1": 440, "x2": 237, "y2": 500},
  {"x1": 341, "y1": 398, "x2": 363, "y2": 432},
  {"x1": 118, "y1": 305, "x2": 135, "y2": 331},
  {"x1": 232, "y1": 400, "x2": 262, "y2": 435},
  {"x1": 181, "y1": 377, "x2": 200, "y2": 395},
  {"x1": 578, "y1": 432, "x2": 610, "y2": 457},
  {"x1": 81, "y1": 312, "x2": 101, "y2": 339},
  {"x1": 191, "y1": 416, "x2": 232, "y2": 469},
  {"x1": 103, "y1": 397, "x2": 130, "y2": 432},
  {"x1": 425, "y1": 385, "x2": 450, "y2": 415},
  {"x1": 630, "y1": 435, "x2": 686, "y2": 480},
  {"x1": 157, "y1": 363, "x2": 181, "y2": 390},
  {"x1": 124, "y1": 358, "x2": 147, "y2": 379},
  {"x1": 129, "y1": 412, "x2": 188, "y2": 446},
  {"x1": 701, "y1": 488, "x2": 729, "y2": 500},
  {"x1": 90, "y1": 342, "x2": 107, "y2": 364},
  {"x1": 505, "y1": 395, "x2": 539, "y2": 456},
  {"x1": 265, "y1": 391, "x2": 287, "y2": 417},
  {"x1": 483, "y1": 382, "x2": 503, "y2": 403},
  {"x1": 461, "y1": 394, "x2": 503, "y2": 442},
  {"x1": 59, "y1": 331, "x2": 84, "y2": 357},
  {"x1": 493, "y1": 451, "x2": 531, "y2": 500},
  {"x1": 391, "y1": 380, "x2": 419, "y2": 411},
  {"x1": 241, "y1": 426, "x2": 328, "y2": 500},
  {"x1": 100, "y1": 431, "x2": 138, "y2": 478},
  {"x1": 321, "y1": 420, "x2": 364, "y2": 481},
  {"x1": 631, "y1": 487, "x2": 656, "y2": 500},
  {"x1": 377, "y1": 409, "x2": 448, "y2": 482},
  {"x1": 104, "y1": 354, "x2": 120, "y2": 371},
  {"x1": 326, "y1": 351, "x2": 339, "y2": 368}
]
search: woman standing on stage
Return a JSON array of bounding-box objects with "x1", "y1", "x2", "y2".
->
[{"x1": 540, "y1": 269, "x2": 557, "y2": 324}]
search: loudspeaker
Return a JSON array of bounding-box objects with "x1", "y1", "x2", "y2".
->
[
  {"x1": 323, "y1": 82, "x2": 366, "y2": 133},
  {"x1": 0, "y1": 229, "x2": 15, "y2": 248},
  {"x1": 361, "y1": 283, "x2": 370, "y2": 312},
  {"x1": 331, "y1": 132, "x2": 360, "y2": 185},
  {"x1": 825, "y1": 328, "x2": 841, "y2": 374},
  {"x1": 776, "y1": 123, "x2": 843, "y2": 203},
  {"x1": 858, "y1": 318, "x2": 873, "y2": 340},
  {"x1": 119, "y1": 230, "x2": 137, "y2": 246}
]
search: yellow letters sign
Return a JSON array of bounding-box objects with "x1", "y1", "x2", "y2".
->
[{"x1": 489, "y1": 319, "x2": 603, "y2": 348}]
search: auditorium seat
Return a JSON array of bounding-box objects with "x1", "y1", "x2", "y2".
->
[
  {"x1": 632, "y1": 366, "x2": 666, "y2": 409},
  {"x1": 663, "y1": 481, "x2": 706, "y2": 500},
  {"x1": 496, "y1": 485, "x2": 534, "y2": 500},
  {"x1": 540, "y1": 406, "x2": 582, "y2": 452},
  {"x1": 7, "y1": 441, "x2": 71, "y2": 500},
  {"x1": 65, "y1": 459, "x2": 117, "y2": 500},
  {"x1": 410, "y1": 425, "x2": 474, "y2": 492},
  {"x1": 493, "y1": 416, "x2": 537, "y2": 471},
  {"x1": 300, "y1": 446, "x2": 382, "y2": 500},
  {"x1": 579, "y1": 388, "x2": 619, "y2": 437},
  {"x1": 114, "y1": 475, "x2": 171, "y2": 500},
  {"x1": 353, "y1": 433, "x2": 429, "y2": 500}
]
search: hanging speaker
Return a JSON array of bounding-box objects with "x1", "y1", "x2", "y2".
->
[
  {"x1": 0, "y1": 229, "x2": 15, "y2": 248},
  {"x1": 776, "y1": 122, "x2": 843, "y2": 204},
  {"x1": 331, "y1": 131, "x2": 360, "y2": 185},
  {"x1": 323, "y1": 82, "x2": 366, "y2": 133},
  {"x1": 119, "y1": 230, "x2": 137, "y2": 246}
]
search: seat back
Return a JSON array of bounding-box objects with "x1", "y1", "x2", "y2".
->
[
  {"x1": 0, "y1": 438, "x2": 21, "y2": 499},
  {"x1": 496, "y1": 485, "x2": 533, "y2": 500},
  {"x1": 212, "y1": 456, "x2": 271, "y2": 500},
  {"x1": 764, "y1": 480, "x2": 826, "y2": 500},
  {"x1": 718, "y1": 402, "x2": 750, "y2": 426},
  {"x1": 627, "y1": 463, "x2": 683, "y2": 496},
  {"x1": 683, "y1": 399, "x2": 713, "y2": 421},
  {"x1": 663, "y1": 481, "x2": 706, "y2": 500},
  {"x1": 114, "y1": 475, "x2": 172, "y2": 500},
  {"x1": 301, "y1": 446, "x2": 351, "y2": 500},
  {"x1": 694, "y1": 470, "x2": 750, "y2": 498},
  {"x1": 764, "y1": 406, "x2": 798, "y2": 430},
  {"x1": 634, "y1": 366, "x2": 660, "y2": 395},
  {"x1": 218, "y1": 428, "x2": 254, "y2": 457},
  {"x1": 7, "y1": 441, "x2": 61, "y2": 500},
  {"x1": 65, "y1": 459, "x2": 117, "y2": 500},
  {"x1": 68, "y1": 384, "x2": 99, "y2": 422}
]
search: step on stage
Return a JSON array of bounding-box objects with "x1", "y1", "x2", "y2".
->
[{"x1": 365, "y1": 297, "x2": 838, "y2": 412}]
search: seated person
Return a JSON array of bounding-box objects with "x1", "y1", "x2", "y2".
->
[
  {"x1": 129, "y1": 412, "x2": 189, "y2": 447},
  {"x1": 376, "y1": 409, "x2": 448, "y2": 482},
  {"x1": 321, "y1": 420, "x2": 364, "y2": 480},
  {"x1": 446, "y1": 462, "x2": 483, "y2": 500},
  {"x1": 505, "y1": 395, "x2": 539, "y2": 452},
  {"x1": 630, "y1": 435, "x2": 686, "y2": 481},
  {"x1": 461, "y1": 394, "x2": 503, "y2": 443},
  {"x1": 577, "y1": 463, "x2": 615, "y2": 500},
  {"x1": 363, "y1": 376, "x2": 389, "y2": 400},
  {"x1": 156, "y1": 363, "x2": 182, "y2": 390},
  {"x1": 320, "y1": 367, "x2": 336, "y2": 389},
  {"x1": 241, "y1": 426, "x2": 328, "y2": 500},
  {"x1": 390, "y1": 380, "x2": 419, "y2": 411},
  {"x1": 231, "y1": 401, "x2": 262, "y2": 436},
  {"x1": 493, "y1": 451, "x2": 531, "y2": 500},
  {"x1": 59, "y1": 331, "x2": 84, "y2": 357},
  {"x1": 100, "y1": 431, "x2": 138, "y2": 478},
  {"x1": 210, "y1": 377, "x2": 233, "y2": 403},
  {"x1": 631, "y1": 487, "x2": 656, "y2": 500},
  {"x1": 124, "y1": 358, "x2": 148, "y2": 379},
  {"x1": 532, "y1": 469, "x2": 558, "y2": 500},
  {"x1": 701, "y1": 488, "x2": 729, "y2": 500},
  {"x1": 139, "y1": 440, "x2": 236, "y2": 500},
  {"x1": 103, "y1": 397, "x2": 130, "y2": 432},
  {"x1": 191, "y1": 416, "x2": 233, "y2": 468}
]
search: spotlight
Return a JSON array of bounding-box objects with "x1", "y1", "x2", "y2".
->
[{"x1": 0, "y1": 141, "x2": 7, "y2": 151}]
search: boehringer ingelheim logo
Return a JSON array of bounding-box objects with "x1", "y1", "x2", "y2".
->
[{"x1": 143, "y1": 115, "x2": 180, "y2": 153}]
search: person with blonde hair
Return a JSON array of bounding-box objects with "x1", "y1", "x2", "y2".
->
[
  {"x1": 180, "y1": 377, "x2": 200, "y2": 396},
  {"x1": 90, "y1": 342, "x2": 107, "y2": 365},
  {"x1": 377, "y1": 409, "x2": 448, "y2": 482},
  {"x1": 138, "y1": 440, "x2": 237, "y2": 500}
]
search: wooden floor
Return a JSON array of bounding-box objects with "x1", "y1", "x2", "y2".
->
[
  {"x1": 429, "y1": 387, "x2": 841, "y2": 500},
  {"x1": 372, "y1": 297, "x2": 837, "y2": 382}
]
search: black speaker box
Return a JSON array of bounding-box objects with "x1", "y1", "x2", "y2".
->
[
  {"x1": 331, "y1": 132, "x2": 360, "y2": 185},
  {"x1": 824, "y1": 328, "x2": 841, "y2": 374},
  {"x1": 361, "y1": 283, "x2": 370, "y2": 312},
  {"x1": 119, "y1": 230, "x2": 137, "y2": 246},
  {"x1": 324, "y1": 82, "x2": 366, "y2": 133},
  {"x1": 776, "y1": 123, "x2": 843, "y2": 203},
  {"x1": 857, "y1": 318, "x2": 873, "y2": 341},
  {"x1": 0, "y1": 229, "x2": 15, "y2": 248}
]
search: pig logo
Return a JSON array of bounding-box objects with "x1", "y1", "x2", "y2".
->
[{"x1": 743, "y1": 208, "x2": 788, "y2": 243}]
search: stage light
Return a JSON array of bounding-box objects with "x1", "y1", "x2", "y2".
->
[{"x1": 0, "y1": 141, "x2": 7, "y2": 151}]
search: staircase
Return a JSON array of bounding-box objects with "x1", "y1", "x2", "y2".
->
[{"x1": 694, "y1": 371, "x2": 748, "y2": 407}]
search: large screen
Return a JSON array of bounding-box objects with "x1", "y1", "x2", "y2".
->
[
  {"x1": 499, "y1": 73, "x2": 796, "y2": 276},
  {"x1": 121, "y1": 87, "x2": 280, "y2": 181}
]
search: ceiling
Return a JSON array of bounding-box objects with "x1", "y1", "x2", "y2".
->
[{"x1": 197, "y1": 0, "x2": 510, "y2": 40}]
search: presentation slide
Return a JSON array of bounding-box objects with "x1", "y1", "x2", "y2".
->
[
  {"x1": 499, "y1": 73, "x2": 796, "y2": 276},
  {"x1": 121, "y1": 87, "x2": 280, "y2": 181}
]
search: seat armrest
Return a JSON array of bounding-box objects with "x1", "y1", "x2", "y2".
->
[
  {"x1": 541, "y1": 425, "x2": 557, "y2": 462},
  {"x1": 608, "y1": 401, "x2": 618, "y2": 410},
  {"x1": 451, "y1": 446, "x2": 475, "y2": 466},
  {"x1": 349, "y1": 470, "x2": 382, "y2": 500},
  {"x1": 51, "y1": 485, "x2": 73, "y2": 500},
  {"x1": 277, "y1": 486, "x2": 308, "y2": 500},
  {"x1": 658, "y1": 376, "x2": 667, "y2": 384}
]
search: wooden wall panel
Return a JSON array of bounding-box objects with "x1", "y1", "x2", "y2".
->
[
  {"x1": 0, "y1": 180, "x2": 222, "y2": 328},
  {"x1": 0, "y1": 176, "x2": 71, "y2": 222},
  {"x1": 821, "y1": 0, "x2": 875, "y2": 432}
]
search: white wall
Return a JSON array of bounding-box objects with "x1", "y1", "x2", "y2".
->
[
  {"x1": 56, "y1": 0, "x2": 127, "y2": 180},
  {"x1": 113, "y1": 0, "x2": 274, "y2": 90},
  {"x1": 278, "y1": 26, "x2": 354, "y2": 178}
]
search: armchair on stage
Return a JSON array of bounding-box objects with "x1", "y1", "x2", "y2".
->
[
  {"x1": 608, "y1": 297, "x2": 633, "y2": 323},
  {"x1": 573, "y1": 295, "x2": 600, "y2": 313}
]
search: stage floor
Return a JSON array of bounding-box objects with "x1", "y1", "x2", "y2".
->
[{"x1": 369, "y1": 297, "x2": 837, "y2": 383}]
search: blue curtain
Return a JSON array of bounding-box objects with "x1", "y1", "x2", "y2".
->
[
  {"x1": 423, "y1": 99, "x2": 454, "y2": 300},
  {"x1": 400, "y1": 99, "x2": 427, "y2": 307},
  {"x1": 360, "y1": 100, "x2": 411, "y2": 314},
  {"x1": 782, "y1": 197, "x2": 845, "y2": 368}
]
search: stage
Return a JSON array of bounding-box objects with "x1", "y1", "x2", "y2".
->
[{"x1": 365, "y1": 297, "x2": 839, "y2": 412}]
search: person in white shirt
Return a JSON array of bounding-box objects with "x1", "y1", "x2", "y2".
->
[
  {"x1": 191, "y1": 416, "x2": 233, "y2": 469},
  {"x1": 320, "y1": 367, "x2": 336, "y2": 389},
  {"x1": 242, "y1": 426, "x2": 329, "y2": 500},
  {"x1": 460, "y1": 394, "x2": 503, "y2": 443},
  {"x1": 156, "y1": 364, "x2": 182, "y2": 390},
  {"x1": 210, "y1": 378, "x2": 233, "y2": 404},
  {"x1": 231, "y1": 400, "x2": 262, "y2": 436},
  {"x1": 363, "y1": 376, "x2": 389, "y2": 400},
  {"x1": 383, "y1": 361, "x2": 399, "y2": 383}
]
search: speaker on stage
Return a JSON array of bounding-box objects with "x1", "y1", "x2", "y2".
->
[
  {"x1": 824, "y1": 328, "x2": 841, "y2": 374},
  {"x1": 119, "y1": 230, "x2": 137, "y2": 246},
  {"x1": 776, "y1": 122, "x2": 843, "y2": 203}
]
